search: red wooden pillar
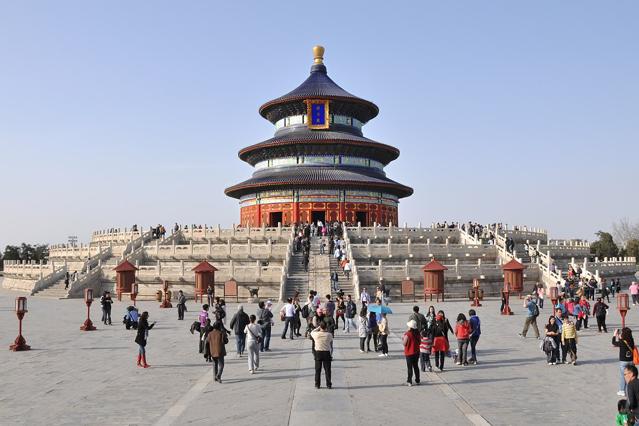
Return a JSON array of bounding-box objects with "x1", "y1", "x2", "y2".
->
[
  {"x1": 339, "y1": 201, "x2": 346, "y2": 222},
  {"x1": 292, "y1": 201, "x2": 299, "y2": 225}
]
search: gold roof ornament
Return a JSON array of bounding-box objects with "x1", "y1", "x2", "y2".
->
[{"x1": 313, "y1": 45, "x2": 324, "y2": 64}]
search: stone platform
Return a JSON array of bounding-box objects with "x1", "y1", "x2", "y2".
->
[{"x1": 0, "y1": 281, "x2": 629, "y2": 425}]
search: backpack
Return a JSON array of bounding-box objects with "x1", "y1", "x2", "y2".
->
[
  {"x1": 530, "y1": 302, "x2": 539, "y2": 318},
  {"x1": 301, "y1": 304, "x2": 310, "y2": 319}
]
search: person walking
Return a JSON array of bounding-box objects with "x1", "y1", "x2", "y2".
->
[
  {"x1": 206, "y1": 285, "x2": 214, "y2": 307},
  {"x1": 176, "y1": 290, "x2": 187, "y2": 320},
  {"x1": 432, "y1": 310, "x2": 454, "y2": 371},
  {"x1": 519, "y1": 295, "x2": 540, "y2": 339},
  {"x1": 257, "y1": 301, "x2": 274, "y2": 352},
  {"x1": 344, "y1": 295, "x2": 357, "y2": 333},
  {"x1": 311, "y1": 322, "x2": 334, "y2": 389},
  {"x1": 455, "y1": 313, "x2": 471, "y2": 366},
  {"x1": 358, "y1": 308, "x2": 368, "y2": 353},
  {"x1": 134, "y1": 311, "x2": 155, "y2": 368},
  {"x1": 100, "y1": 291, "x2": 113, "y2": 325},
  {"x1": 198, "y1": 304, "x2": 210, "y2": 355},
  {"x1": 245, "y1": 315, "x2": 262, "y2": 374},
  {"x1": 537, "y1": 285, "x2": 545, "y2": 309},
  {"x1": 280, "y1": 298, "x2": 296, "y2": 340},
  {"x1": 593, "y1": 297, "x2": 609, "y2": 333},
  {"x1": 230, "y1": 305, "x2": 250, "y2": 357},
  {"x1": 360, "y1": 287, "x2": 371, "y2": 308},
  {"x1": 403, "y1": 320, "x2": 421, "y2": 386},
  {"x1": 544, "y1": 316, "x2": 560, "y2": 365},
  {"x1": 578, "y1": 296, "x2": 591, "y2": 329},
  {"x1": 631, "y1": 282, "x2": 639, "y2": 306},
  {"x1": 613, "y1": 327, "x2": 636, "y2": 396},
  {"x1": 553, "y1": 308, "x2": 567, "y2": 364},
  {"x1": 378, "y1": 313, "x2": 389, "y2": 357},
  {"x1": 468, "y1": 309, "x2": 481, "y2": 364},
  {"x1": 64, "y1": 271, "x2": 70, "y2": 290},
  {"x1": 425, "y1": 305, "x2": 436, "y2": 334},
  {"x1": 561, "y1": 317, "x2": 578, "y2": 365},
  {"x1": 207, "y1": 321, "x2": 228, "y2": 383},
  {"x1": 331, "y1": 271, "x2": 339, "y2": 292},
  {"x1": 419, "y1": 328, "x2": 433, "y2": 372}
]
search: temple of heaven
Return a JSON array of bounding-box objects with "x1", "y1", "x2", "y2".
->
[{"x1": 225, "y1": 46, "x2": 413, "y2": 227}]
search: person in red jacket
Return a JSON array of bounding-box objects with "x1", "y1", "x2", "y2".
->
[
  {"x1": 403, "y1": 320, "x2": 421, "y2": 386},
  {"x1": 455, "y1": 313, "x2": 471, "y2": 366}
]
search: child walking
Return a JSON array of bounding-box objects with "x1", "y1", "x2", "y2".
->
[{"x1": 419, "y1": 328, "x2": 433, "y2": 372}]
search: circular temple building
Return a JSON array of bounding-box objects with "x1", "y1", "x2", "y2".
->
[{"x1": 225, "y1": 46, "x2": 413, "y2": 227}]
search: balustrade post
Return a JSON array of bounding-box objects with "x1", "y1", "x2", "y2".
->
[
  {"x1": 378, "y1": 259, "x2": 383, "y2": 281},
  {"x1": 181, "y1": 260, "x2": 185, "y2": 276},
  {"x1": 248, "y1": 238, "x2": 252, "y2": 256},
  {"x1": 405, "y1": 259, "x2": 410, "y2": 280},
  {"x1": 157, "y1": 259, "x2": 161, "y2": 275},
  {"x1": 230, "y1": 259, "x2": 235, "y2": 278},
  {"x1": 232, "y1": 224, "x2": 236, "y2": 237},
  {"x1": 407, "y1": 238, "x2": 412, "y2": 256},
  {"x1": 455, "y1": 258, "x2": 459, "y2": 273},
  {"x1": 190, "y1": 240, "x2": 194, "y2": 256},
  {"x1": 387, "y1": 238, "x2": 392, "y2": 256},
  {"x1": 357, "y1": 222, "x2": 362, "y2": 237},
  {"x1": 208, "y1": 240, "x2": 212, "y2": 256},
  {"x1": 256, "y1": 260, "x2": 262, "y2": 279},
  {"x1": 227, "y1": 239, "x2": 232, "y2": 256}
]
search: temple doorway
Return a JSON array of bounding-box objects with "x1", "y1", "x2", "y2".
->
[
  {"x1": 269, "y1": 212, "x2": 283, "y2": 227},
  {"x1": 355, "y1": 211, "x2": 367, "y2": 226},
  {"x1": 311, "y1": 210, "x2": 326, "y2": 225}
]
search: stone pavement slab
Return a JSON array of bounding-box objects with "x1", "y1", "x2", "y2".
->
[{"x1": 0, "y1": 284, "x2": 632, "y2": 425}]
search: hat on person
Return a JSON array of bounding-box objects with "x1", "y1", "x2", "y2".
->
[
  {"x1": 406, "y1": 320, "x2": 418, "y2": 329},
  {"x1": 266, "y1": 300, "x2": 273, "y2": 306}
]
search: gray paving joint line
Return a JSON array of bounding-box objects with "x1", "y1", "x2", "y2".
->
[
  {"x1": 389, "y1": 331, "x2": 491, "y2": 426},
  {"x1": 153, "y1": 371, "x2": 212, "y2": 426}
]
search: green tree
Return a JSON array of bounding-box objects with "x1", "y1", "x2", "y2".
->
[
  {"x1": 590, "y1": 231, "x2": 619, "y2": 259},
  {"x1": 3, "y1": 245, "x2": 21, "y2": 261},
  {"x1": 624, "y1": 239, "x2": 639, "y2": 261}
]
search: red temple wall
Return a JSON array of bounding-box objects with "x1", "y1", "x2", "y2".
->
[{"x1": 239, "y1": 201, "x2": 397, "y2": 227}]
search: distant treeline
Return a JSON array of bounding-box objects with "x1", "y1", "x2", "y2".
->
[{"x1": 0, "y1": 244, "x2": 50, "y2": 271}]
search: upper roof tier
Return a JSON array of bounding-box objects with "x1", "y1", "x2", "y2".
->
[{"x1": 259, "y1": 46, "x2": 379, "y2": 124}]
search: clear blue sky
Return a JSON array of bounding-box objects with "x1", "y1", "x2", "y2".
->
[{"x1": 1, "y1": 1, "x2": 637, "y2": 248}]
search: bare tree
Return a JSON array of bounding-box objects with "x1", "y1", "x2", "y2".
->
[{"x1": 612, "y1": 217, "x2": 639, "y2": 247}]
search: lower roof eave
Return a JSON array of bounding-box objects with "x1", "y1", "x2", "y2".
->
[{"x1": 224, "y1": 181, "x2": 413, "y2": 200}]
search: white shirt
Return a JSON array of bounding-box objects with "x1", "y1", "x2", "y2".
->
[
  {"x1": 283, "y1": 303, "x2": 296, "y2": 317},
  {"x1": 360, "y1": 291, "x2": 370, "y2": 302}
]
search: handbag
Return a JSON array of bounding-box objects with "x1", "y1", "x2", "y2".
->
[
  {"x1": 248, "y1": 326, "x2": 263, "y2": 344},
  {"x1": 622, "y1": 340, "x2": 639, "y2": 365}
]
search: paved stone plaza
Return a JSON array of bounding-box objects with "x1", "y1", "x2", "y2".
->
[{"x1": 0, "y1": 281, "x2": 631, "y2": 425}]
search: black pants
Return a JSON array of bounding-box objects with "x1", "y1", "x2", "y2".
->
[
  {"x1": 420, "y1": 352, "x2": 432, "y2": 371},
  {"x1": 596, "y1": 315, "x2": 607, "y2": 332},
  {"x1": 435, "y1": 351, "x2": 446, "y2": 370},
  {"x1": 405, "y1": 354, "x2": 420, "y2": 384},
  {"x1": 359, "y1": 337, "x2": 366, "y2": 351},
  {"x1": 469, "y1": 335, "x2": 480, "y2": 361},
  {"x1": 212, "y1": 356, "x2": 224, "y2": 379},
  {"x1": 380, "y1": 334, "x2": 388, "y2": 354},
  {"x1": 314, "y1": 351, "x2": 332, "y2": 387},
  {"x1": 177, "y1": 304, "x2": 185, "y2": 320}
]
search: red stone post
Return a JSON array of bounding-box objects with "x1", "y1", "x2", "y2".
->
[
  {"x1": 9, "y1": 297, "x2": 31, "y2": 351},
  {"x1": 80, "y1": 288, "x2": 97, "y2": 331}
]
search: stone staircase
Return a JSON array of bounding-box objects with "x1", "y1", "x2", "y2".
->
[
  {"x1": 329, "y1": 252, "x2": 354, "y2": 298},
  {"x1": 35, "y1": 278, "x2": 70, "y2": 299},
  {"x1": 284, "y1": 246, "x2": 310, "y2": 300}
]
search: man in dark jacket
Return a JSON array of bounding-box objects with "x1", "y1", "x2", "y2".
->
[
  {"x1": 408, "y1": 306, "x2": 427, "y2": 332},
  {"x1": 256, "y1": 301, "x2": 274, "y2": 352},
  {"x1": 176, "y1": 290, "x2": 187, "y2": 320},
  {"x1": 229, "y1": 305, "x2": 250, "y2": 357},
  {"x1": 625, "y1": 365, "x2": 639, "y2": 420}
]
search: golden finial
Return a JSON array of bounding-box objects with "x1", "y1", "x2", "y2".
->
[{"x1": 313, "y1": 45, "x2": 325, "y2": 64}]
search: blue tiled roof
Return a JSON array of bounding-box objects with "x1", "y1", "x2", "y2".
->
[{"x1": 225, "y1": 165, "x2": 413, "y2": 199}]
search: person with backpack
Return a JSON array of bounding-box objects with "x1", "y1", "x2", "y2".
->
[
  {"x1": 592, "y1": 297, "x2": 609, "y2": 333},
  {"x1": 344, "y1": 294, "x2": 357, "y2": 333},
  {"x1": 468, "y1": 309, "x2": 481, "y2": 364},
  {"x1": 366, "y1": 311, "x2": 378, "y2": 352},
  {"x1": 519, "y1": 295, "x2": 540, "y2": 339},
  {"x1": 229, "y1": 305, "x2": 250, "y2": 357},
  {"x1": 613, "y1": 327, "x2": 636, "y2": 396}
]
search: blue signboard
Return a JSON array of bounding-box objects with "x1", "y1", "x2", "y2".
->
[{"x1": 306, "y1": 99, "x2": 330, "y2": 129}]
